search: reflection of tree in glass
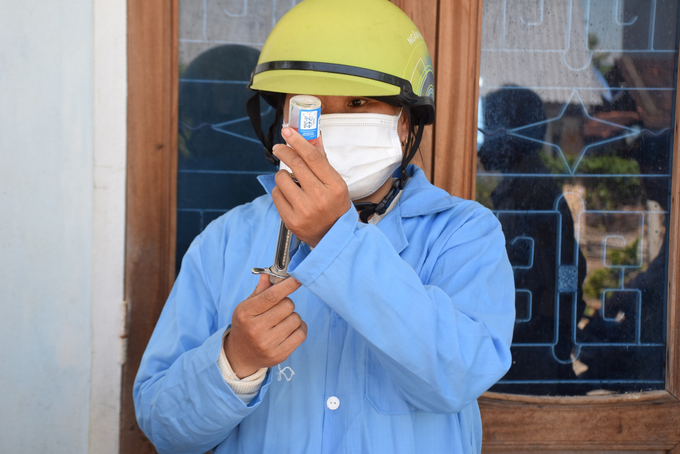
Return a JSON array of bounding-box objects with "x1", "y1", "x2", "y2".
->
[
  {"x1": 583, "y1": 268, "x2": 618, "y2": 302},
  {"x1": 538, "y1": 152, "x2": 643, "y2": 211},
  {"x1": 582, "y1": 237, "x2": 640, "y2": 311},
  {"x1": 607, "y1": 237, "x2": 639, "y2": 266},
  {"x1": 474, "y1": 177, "x2": 499, "y2": 209},
  {"x1": 578, "y1": 155, "x2": 642, "y2": 210},
  {"x1": 588, "y1": 33, "x2": 613, "y2": 77}
]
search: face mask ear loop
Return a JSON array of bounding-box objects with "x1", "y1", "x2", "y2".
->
[{"x1": 398, "y1": 110, "x2": 425, "y2": 189}]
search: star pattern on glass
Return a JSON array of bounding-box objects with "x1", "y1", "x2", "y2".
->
[{"x1": 509, "y1": 89, "x2": 638, "y2": 175}]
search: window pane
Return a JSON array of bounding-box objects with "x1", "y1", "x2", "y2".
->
[
  {"x1": 477, "y1": 0, "x2": 679, "y2": 395},
  {"x1": 176, "y1": 0, "x2": 301, "y2": 273}
]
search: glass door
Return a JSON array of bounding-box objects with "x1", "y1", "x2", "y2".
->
[
  {"x1": 175, "y1": 0, "x2": 302, "y2": 273},
  {"x1": 469, "y1": 0, "x2": 680, "y2": 450},
  {"x1": 477, "y1": 0, "x2": 677, "y2": 397}
]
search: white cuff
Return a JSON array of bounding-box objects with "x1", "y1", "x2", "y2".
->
[{"x1": 218, "y1": 328, "x2": 268, "y2": 404}]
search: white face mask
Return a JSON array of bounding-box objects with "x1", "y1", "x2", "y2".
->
[{"x1": 281, "y1": 111, "x2": 404, "y2": 200}]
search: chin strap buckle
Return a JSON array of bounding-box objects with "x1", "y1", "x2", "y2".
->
[{"x1": 355, "y1": 178, "x2": 403, "y2": 223}]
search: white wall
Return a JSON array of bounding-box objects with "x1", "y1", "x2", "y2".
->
[
  {"x1": 89, "y1": 0, "x2": 126, "y2": 452},
  {"x1": 0, "y1": 0, "x2": 126, "y2": 452}
]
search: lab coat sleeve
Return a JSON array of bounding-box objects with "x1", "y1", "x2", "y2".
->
[
  {"x1": 133, "y1": 223, "x2": 272, "y2": 454},
  {"x1": 288, "y1": 203, "x2": 514, "y2": 414}
]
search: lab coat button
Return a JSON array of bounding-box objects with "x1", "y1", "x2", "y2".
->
[{"x1": 326, "y1": 396, "x2": 340, "y2": 410}]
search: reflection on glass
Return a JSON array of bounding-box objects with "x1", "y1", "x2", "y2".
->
[
  {"x1": 478, "y1": 0, "x2": 678, "y2": 395},
  {"x1": 176, "y1": 0, "x2": 301, "y2": 273}
]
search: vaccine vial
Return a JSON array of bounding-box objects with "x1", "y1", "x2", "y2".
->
[{"x1": 287, "y1": 95, "x2": 321, "y2": 144}]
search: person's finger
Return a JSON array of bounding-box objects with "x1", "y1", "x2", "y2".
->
[
  {"x1": 281, "y1": 127, "x2": 336, "y2": 184},
  {"x1": 276, "y1": 320, "x2": 308, "y2": 353},
  {"x1": 273, "y1": 144, "x2": 323, "y2": 192},
  {"x1": 313, "y1": 132, "x2": 326, "y2": 157},
  {"x1": 273, "y1": 168, "x2": 309, "y2": 206},
  {"x1": 260, "y1": 297, "x2": 296, "y2": 327},
  {"x1": 245, "y1": 277, "x2": 302, "y2": 315},
  {"x1": 270, "y1": 185, "x2": 295, "y2": 222},
  {"x1": 269, "y1": 311, "x2": 303, "y2": 339}
]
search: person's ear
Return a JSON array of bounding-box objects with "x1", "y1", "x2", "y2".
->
[{"x1": 399, "y1": 111, "x2": 410, "y2": 149}]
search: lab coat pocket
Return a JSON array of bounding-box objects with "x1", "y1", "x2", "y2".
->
[{"x1": 365, "y1": 350, "x2": 417, "y2": 415}]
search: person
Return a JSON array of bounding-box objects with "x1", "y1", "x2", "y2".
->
[{"x1": 133, "y1": 0, "x2": 515, "y2": 452}]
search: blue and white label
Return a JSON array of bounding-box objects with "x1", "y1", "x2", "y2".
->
[{"x1": 297, "y1": 107, "x2": 321, "y2": 140}]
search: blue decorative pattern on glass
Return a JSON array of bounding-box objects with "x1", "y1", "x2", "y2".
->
[
  {"x1": 558, "y1": 265, "x2": 579, "y2": 293},
  {"x1": 478, "y1": 0, "x2": 678, "y2": 395}
]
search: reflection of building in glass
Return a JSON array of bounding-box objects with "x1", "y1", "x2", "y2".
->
[
  {"x1": 179, "y1": 0, "x2": 303, "y2": 67},
  {"x1": 477, "y1": 0, "x2": 677, "y2": 395}
]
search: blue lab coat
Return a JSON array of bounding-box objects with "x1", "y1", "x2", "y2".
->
[{"x1": 134, "y1": 165, "x2": 515, "y2": 454}]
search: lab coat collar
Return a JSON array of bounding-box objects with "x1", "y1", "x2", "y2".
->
[
  {"x1": 257, "y1": 172, "x2": 277, "y2": 195},
  {"x1": 396, "y1": 165, "x2": 459, "y2": 218},
  {"x1": 258, "y1": 165, "x2": 457, "y2": 218},
  {"x1": 257, "y1": 165, "x2": 458, "y2": 254}
]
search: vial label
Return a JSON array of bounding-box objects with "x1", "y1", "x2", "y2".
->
[{"x1": 297, "y1": 107, "x2": 321, "y2": 140}]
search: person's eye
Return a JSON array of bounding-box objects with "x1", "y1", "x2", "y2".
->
[{"x1": 348, "y1": 98, "x2": 368, "y2": 108}]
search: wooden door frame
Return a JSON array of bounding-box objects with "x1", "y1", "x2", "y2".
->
[
  {"x1": 433, "y1": 0, "x2": 482, "y2": 198},
  {"x1": 120, "y1": 0, "x2": 680, "y2": 451},
  {"x1": 120, "y1": 0, "x2": 178, "y2": 452},
  {"x1": 391, "y1": 0, "x2": 440, "y2": 182}
]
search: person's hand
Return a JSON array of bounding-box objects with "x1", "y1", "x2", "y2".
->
[
  {"x1": 272, "y1": 127, "x2": 351, "y2": 247},
  {"x1": 224, "y1": 274, "x2": 306, "y2": 378}
]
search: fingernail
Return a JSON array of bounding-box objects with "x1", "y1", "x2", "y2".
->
[
  {"x1": 272, "y1": 144, "x2": 280, "y2": 155},
  {"x1": 282, "y1": 127, "x2": 292, "y2": 138}
]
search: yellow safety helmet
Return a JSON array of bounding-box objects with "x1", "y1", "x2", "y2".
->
[
  {"x1": 249, "y1": 0, "x2": 435, "y2": 126},
  {"x1": 246, "y1": 0, "x2": 435, "y2": 220}
]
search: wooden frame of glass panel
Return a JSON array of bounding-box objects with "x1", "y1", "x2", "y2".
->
[
  {"x1": 392, "y1": 0, "x2": 439, "y2": 181},
  {"x1": 433, "y1": 0, "x2": 481, "y2": 198},
  {"x1": 438, "y1": 0, "x2": 680, "y2": 451},
  {"x1": 120, "y1": 0, "x2": 178, "y2": 452},
  {"x1": 121, "y1": 0, "x2": 680, "y2": 451}
]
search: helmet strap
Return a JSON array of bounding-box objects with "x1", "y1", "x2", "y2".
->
[
  {"x1": 246, "y1": 92, "x2": 283, "y2": 165},
  {"x1": 401, "y1": 113, "x2": 426, "y2": 176},
  {"x1": 354, "y1": 114, "x2": 426, "y2": 223}
]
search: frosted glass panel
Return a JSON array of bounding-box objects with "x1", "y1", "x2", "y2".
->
[
  {"x1": 176, "y1": 0, "x2": 301, "y2": 273},
  {"x1": 477, "y1": 0, "x2": 679, "y2": 395}
]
